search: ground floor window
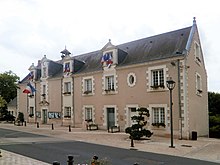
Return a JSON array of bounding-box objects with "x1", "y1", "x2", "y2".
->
[
  {"x1": 152, "y1": 107, "x2": 165, "y2": 124},
  {"x1": 85, "y1": 107, "x2": 93, "y2": 121},
  {"x1": 64, "y1": 107, "x2": 71, "y2": 118}
]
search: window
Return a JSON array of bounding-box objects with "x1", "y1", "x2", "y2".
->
[
  {"x1": 152, "y1": 107, "x2": 165, "y2": 124},
  {"x1": 64, "y1": 62, "x2": 70, "y2": 72},
  {"x1": 84, "y1": 79, "x2": 92, "y2": 93},
  {"x1": 64, "y1": 82, "x2": 71, "y2": 94},
  {"x1": 105, "y1": 75, "x2": 115, "y2": 91},
  {"x1": 30, "y1": 107, "x2": 34, "y2": 115},
  {"x1": 42, "y1": 67, "x2": 47, "y2": 78},
  {"x1": 64, "y1": 107, "x2": 71, "y2": 118},
  {"x1": 195, "y1": 42, "x2": 201, "y2": 62},
  {"x1": 85, "y1": 107, "x2": 93, "y2": 121},
  {"x1": 196, "y1": 73, "x2": 202, "y2": 95},
  {"x1": 127, "y1": 73, "x2": 136, "y2": 87},
  {"x1": 151, "y1": 69, "x2": 164, "y2": 88}
]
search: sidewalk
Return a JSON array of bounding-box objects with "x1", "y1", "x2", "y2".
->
[{"x1": 0, "y1": 123, "x2": 220, "y2": 164}]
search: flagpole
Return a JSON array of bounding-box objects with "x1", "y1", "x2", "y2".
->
[{"x1": 27, "y1": 93, "x2": 29, "y2": 123}]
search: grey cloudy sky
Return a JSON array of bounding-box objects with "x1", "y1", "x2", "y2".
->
[{"x1": 0, "y1": 0, "x2": 219, "y2": 92}]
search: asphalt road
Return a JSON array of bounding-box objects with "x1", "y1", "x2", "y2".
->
[{"x1": 0, "y1": 128, "x2": 219, "y2": 165}]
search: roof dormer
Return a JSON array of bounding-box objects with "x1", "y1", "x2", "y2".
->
[
  {"x1": 27, "y1": 63, "x2": 36, "y2": 81},
  {"x1": 60, "y1": 47, "x2": 73, "y2": 77},
  {"x1": 101, "y1": 39, "x2": 118, "y2": 68}
]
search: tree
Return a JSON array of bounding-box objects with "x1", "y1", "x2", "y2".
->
[
  {"x1": 0, "y1": 71, "x2": 20, "y2": 103},
  {"x1": 125, "y1": 107, "x2": 153, "y2": 140},
  {"x1": 208, "y1": 92, "x2": 220, "y2": 138}
]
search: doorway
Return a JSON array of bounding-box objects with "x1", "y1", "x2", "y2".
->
[
  {"x1": 42, "y1": 109, "x2": 47, "y2": 124},
  {"x1": 107, "y1": 108, "x2": 115, "y2": 129}
]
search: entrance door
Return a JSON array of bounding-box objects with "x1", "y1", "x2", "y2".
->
[
  {"x1": 107, "y1": 108, "x2": 115, "y2": 128},
  {"x1": 42, "y1": 109, "x2": 47, "y2": 124}
]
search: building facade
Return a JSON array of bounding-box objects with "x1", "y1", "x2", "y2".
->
[{"x1": 17, "y1": 18, "x2": 208, "y2": 139}]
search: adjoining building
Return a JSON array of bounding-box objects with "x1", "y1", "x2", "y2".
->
[{"x1": 18, "y1": 18, "x2": 208, "y2": 139}]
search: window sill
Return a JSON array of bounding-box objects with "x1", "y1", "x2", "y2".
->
[
  {"x1": 63, "y1": 92, "x2": 71, "y2": 95},
  {"x1": 104, "y1": 89, "x2": 116, "y2": 95}
]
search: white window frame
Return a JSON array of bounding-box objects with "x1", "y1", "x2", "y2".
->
[
  {"x1": 83, "y1": 105, "x2": 95, "y2": 122},
  {"x1": 151, "y1": 69, "x2": 164, "y2": 87},
  {"x1": 64, "y1": 82, "x2": 71, "y2": 94},
  {"x1": 42, "y1": 67, "x2": 47, "y2": 78},
  {"x1": 64, "y1": 107, "x2": 71, "y2": 118},
  {"x1": 105, "y1": 75, "x2": 115, "y2": 91},
  {"x1": 196, "y1": 72, "x2": 202, "y2": 96},
  {"x1": 30, "y1": 107, "x2": 34, "y2": 116},
  {"x1": 152, "y1": 107, "x2": 165, "y2": 124},
  {"x1": 194, "y1": 41, "x2": 201, "y2": 64},
  {"x1": 85, "y1": 107, "x2": 93, "y2": 121},
  {"x1": 127, "y1": 73, "x2": 136, "y2": 87},
  {"x1": 82, "y1": 76, "x2": 94, "y2": 95},
  {"x1": 85, "y1": 79, "x2": 92, "y2": 93},
  {"x1": 147, "y1": 65, "x2": 166, "y2": 91},
  {"x1": 149, "y1": 104, "x2": 167, "y2": 128}
]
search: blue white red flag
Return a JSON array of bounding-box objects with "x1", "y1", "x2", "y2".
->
[
  {"x1": 101, "y1": 53, "x2": 113, "y2": 68},
  {"x1": 23, "y1": 82, "x2": 36, "y2": 94}
]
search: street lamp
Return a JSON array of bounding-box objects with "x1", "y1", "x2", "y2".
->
[{"x1": 166, "y1": 78, "x2": 176, "y2": 148}]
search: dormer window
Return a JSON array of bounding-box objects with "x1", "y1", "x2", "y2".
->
[
  {"x1": 64, "y1": 62, "x2": 70, "y2": 72},
  {"x1": 101, "y1": 52, "x2": 113, "y2": 68}
]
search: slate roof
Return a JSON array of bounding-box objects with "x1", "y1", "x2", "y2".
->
[
  {"x1": 21, "y1": 25, "x2": 193, "y2": 82},
  {"x1": 74, "y1": 26, "x2": 192, "y2": 74}
]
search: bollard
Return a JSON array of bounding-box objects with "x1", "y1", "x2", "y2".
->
[
  {"x1": 37, "y1": 122, "x2": 39, "y2": 128},
  {"x1": 67, "y1": 155, "x2": 74, "y2": 165},
  {"x1": 52, "y1": 123, "x2": 54, "y2": 130},
  {"x1": 130, "y1": 136, "x2": 134, "y2": 147},
  {"x1": 24, "y1": 121, "x2": 26, "y2": 126},
  {"x1": 69, "y1": 125, "x2": 71, "y2": 132},
  {"x1": 52, "y1": 161, "x2": 60, "y2": 165},
  {"x1": 0, "y1": 150, "x2": 2, "y2": 157}
]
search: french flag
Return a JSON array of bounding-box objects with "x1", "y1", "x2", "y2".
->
[
  {"x1": 101, "y1": 53, "x2": 113, "y2": 68},
  {"x1": 23, "y1": 83, "x2": 36, "y2": 94}
]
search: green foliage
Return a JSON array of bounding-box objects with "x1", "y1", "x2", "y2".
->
[
  {"x1": 208, "y1": 92, "x2": 220, "y2": 116},
  {"x1": 125, "y1": 107, "x2": 153, "y2": 140},
  {"x1": 208, "y1": 92, "x2": 220, "y2": 138},
  {"x1": 0, "y1": 71, "x2": 20, "y2": 103},
  {"x1": 0, "y1": 96, "x2": 7, "y2": 108}
]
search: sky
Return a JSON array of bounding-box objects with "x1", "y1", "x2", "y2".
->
[{"x1": 0, "y1": 0, "x2": 219, "y2": 92}]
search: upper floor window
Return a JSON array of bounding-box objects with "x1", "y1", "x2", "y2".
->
[
  {"x1": 64, "y1": 82, "x2": 71, "y2": 94},
  {"x1": 151, "y1": 69, "x2": 165, "y2": 88},
  {"x1": 105, "y1": 75, "x2": 115, "y2": 91},
  {"x1": 195, "y1": 42, "x2": 201, "y2": 63},
  {"x1": 29, "y1": 107, "x2": 34, "y2": 116},
  {"x1": 82, "y1": 76, "x2": 94, "y2": 95},
  {"x1": 196, "y1": 73, "x2": 202, "y2": 95},
  {"x1": 84, "y1": 79, "x2": 92, "y2": 93},
  {"x1": 43, "y1": 85, "x2": 46, "y2": 95},
  {"x1": 42, "y1": 67, "x2": 47, "y2": 78}
]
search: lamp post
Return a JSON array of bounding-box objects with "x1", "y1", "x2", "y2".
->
[{"x1": 166, "y1": 78, "x2": 176, "y2": 148}]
